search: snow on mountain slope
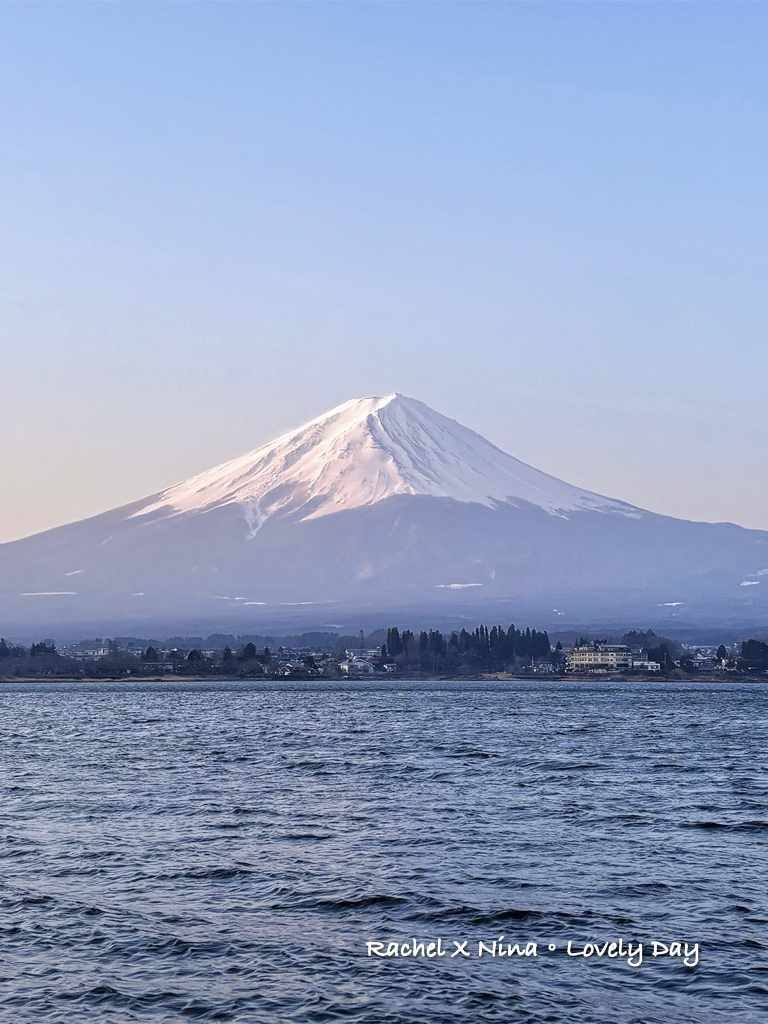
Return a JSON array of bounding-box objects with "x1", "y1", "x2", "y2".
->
[{"x1": 132, "y1": 394, "x2": 641, "y2": 528}]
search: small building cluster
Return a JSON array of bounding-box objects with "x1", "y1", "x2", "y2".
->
[{"x1": 339, "y1": 648, "x2": 398, "y2": 676}]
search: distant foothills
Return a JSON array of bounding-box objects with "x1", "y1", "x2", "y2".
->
[{"x1": 1, "y1": 624, "x2": 767, "y2": 681}]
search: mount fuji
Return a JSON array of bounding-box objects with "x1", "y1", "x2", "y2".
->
[{"x1": 2, "y1": 394, "x2": 767, "y2": 634}]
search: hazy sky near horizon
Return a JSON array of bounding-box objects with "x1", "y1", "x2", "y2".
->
[{"x1": 2, "y1": 1, "x2": 768, "y2": 542}]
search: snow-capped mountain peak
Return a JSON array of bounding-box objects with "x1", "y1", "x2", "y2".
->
[
  {"x1": 6, "y1": 393, "x2": 768, "y2": 632},
  {"x1": 132, "y1": 393, "x2": 640, "y2": 527}
]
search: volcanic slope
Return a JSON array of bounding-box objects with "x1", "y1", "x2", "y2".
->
[{"x1": 1, "y1": 394, "x2": 767, "y2": 631}]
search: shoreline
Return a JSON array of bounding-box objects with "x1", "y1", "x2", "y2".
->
[{"x1": 1, "y1": 672, "x2": 760, "y2": 684}]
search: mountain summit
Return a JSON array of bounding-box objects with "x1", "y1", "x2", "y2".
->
[
  {"x1": 1, "y1": 394, "x2": 767, "y2": 633},
  {"x1": 134, "y1": 393, "x2": 637, "y2": 528}
]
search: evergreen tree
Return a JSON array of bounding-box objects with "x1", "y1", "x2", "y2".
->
[
  {"x1": 400, "y1": 630, "x2": 414, "y2": 663},
  {"x1": 419, "y1": 631, "x2": 429, "y2": 668},
  {"x1": 30, "y1": 641, "x2": 55, "y2": 657},
  {"x1": 741, "y1": 639, "x2": 768, "y2": 666},
  {"x1": 647, "y1": 644, "x2": 672, "y2": 672},
  {"x1": 386, "y1": 627, "x2": 403, "y2": 657}
]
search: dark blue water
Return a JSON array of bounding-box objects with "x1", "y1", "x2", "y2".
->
[{"x1": 1, "y1": 679, "x2": 766, "y2": 1023}]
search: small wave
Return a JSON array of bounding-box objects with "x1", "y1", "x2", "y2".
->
[
  {"x1": 680, "y1": 820, "x2": 768, "y2": 832},
  {"x1": 448, "y1": 746, "x2": 497, "y2": 759},
  {"x1": 279, "y1": 893, "x2": 410, "y2": 913},
  {"x1": 168, "y1": 866, "x2": 255, "y2": 881},
  {"x1": 283, "y1": 832, "x2": 333, "y2": 841}
]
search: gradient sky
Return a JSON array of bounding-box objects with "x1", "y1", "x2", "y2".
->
[{"x1": 2, "y1": 1, "x2": 768, "y2": 542}]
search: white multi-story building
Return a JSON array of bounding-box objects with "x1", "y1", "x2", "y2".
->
[
  {"x1": 566, "y1": 643, "x2": 660, "y2": 674},
  {"x1": 566, "y1": 644, "x2": 633, "y2": 673}
]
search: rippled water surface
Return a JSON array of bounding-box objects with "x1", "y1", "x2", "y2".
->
[{"x1": 1, "y1": 678, "x2": 766, "y2": 1022}]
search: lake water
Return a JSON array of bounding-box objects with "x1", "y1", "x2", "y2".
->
[{"x1": 0, "y1": 678, "x2": 766, "y2": 1023}]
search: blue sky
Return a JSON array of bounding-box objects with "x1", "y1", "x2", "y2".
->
[{"x1": 2, "y1": 1, "x2": 768, "y2": 541}]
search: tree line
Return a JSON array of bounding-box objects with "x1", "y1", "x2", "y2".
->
[
  {"x1": 0, "y1": 638, "x2": 54, "y2": 657},
  {"x1": 384, "y1": 624, "x2": 552, "y2": 673}
]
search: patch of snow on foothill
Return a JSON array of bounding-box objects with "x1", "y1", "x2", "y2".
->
[{"x1": 131, "y1": 394, "x2": 642, "y2": 527}]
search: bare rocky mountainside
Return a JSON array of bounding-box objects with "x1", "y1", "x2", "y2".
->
[{"x1": 2, "y1": 394, "x2": 767, "y2": 634}]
